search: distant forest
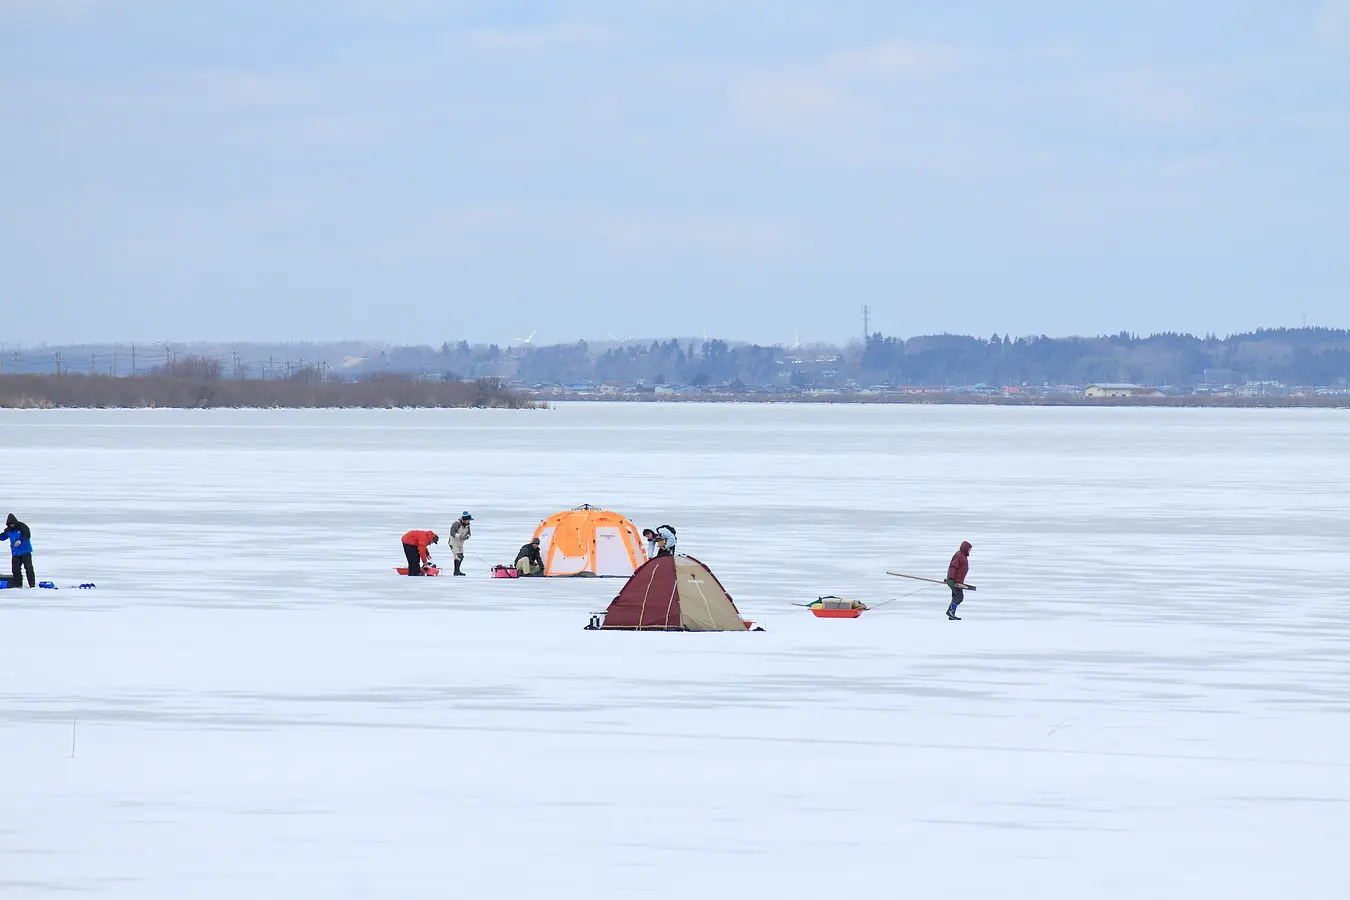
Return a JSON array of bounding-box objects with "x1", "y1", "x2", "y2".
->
[
  {"x1": 6, "y1": 327, "x2": 1350, "y2": 388},
  {"x1": 0, "y1": 372, "x2": 535, "y2": 409},
  {"x1": 469, "y1": 328, "x2": 1350, "y2": 388}
]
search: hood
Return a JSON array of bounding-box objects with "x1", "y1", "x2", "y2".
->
[
  {"x1": 960, "y1": 541, "x2": 972, "y2": 554},
  {"x1": 5, "y1": 514, "x2": 15, "y2": 527}
]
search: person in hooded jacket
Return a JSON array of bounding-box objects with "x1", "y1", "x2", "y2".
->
[
  {"x1": 945, "y1": 540, "x2": 972, "y2": 620},
  {"x1": 3, "y1": 514, "x2": 35, "y2": 588},
  {"x1": 401, "y1": 529, "x2": 438, "y2": 576},
  {"x1": 447, "y1": 512, "x2": 473, "y2": 576}
]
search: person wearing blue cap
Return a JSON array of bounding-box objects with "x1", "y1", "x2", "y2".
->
[{"x1": 447, "y1": 512, "x2": 473, "y2": 576}]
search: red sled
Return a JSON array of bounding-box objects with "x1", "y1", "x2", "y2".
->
[
  {"x1": 492, "y1": 565, "x2": 520, "y2": 579},
  {"x1": 396, "y1": 566, "x2": 441, "y2": 576}
]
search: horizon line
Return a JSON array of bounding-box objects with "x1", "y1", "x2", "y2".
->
[{"x1": 5, "y1": 324, "x2": 1348, "y2": 351}]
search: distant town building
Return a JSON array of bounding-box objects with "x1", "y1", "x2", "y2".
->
[
  {"x1": 1085, "y1": 383, "x2": 1165, "y2": 398},
  {"x1": 1236, "y1": 381, "x2": 1287, "y2": 397}
]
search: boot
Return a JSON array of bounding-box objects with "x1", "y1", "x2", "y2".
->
[{"x1": 453, "y1": 558, "x2": 465, "y2": 576}]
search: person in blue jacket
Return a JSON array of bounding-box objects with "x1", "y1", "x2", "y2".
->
[{"x1": 3, "y1": 513, "x2": 35, "y2": 588}]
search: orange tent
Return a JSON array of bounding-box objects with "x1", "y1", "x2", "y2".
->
[{"x1": 531, "y1": 505, "x2": 648, "y2": 577}]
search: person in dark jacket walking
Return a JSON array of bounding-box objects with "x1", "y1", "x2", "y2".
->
[
  {"x1": 401, "y1": 529, "x2": 438, "y2": 576},
  {"x1": 3, "y1": 514, "x2": 35, "y2": 588},
  {"x1": 945, "y1": 540, "x2": 972, "y2": 620},
  {"x1": 515, "y1": 537, "x2": 545, "y2": 576}
]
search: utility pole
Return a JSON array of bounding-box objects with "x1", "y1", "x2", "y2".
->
[
  {"x1": 89, "y1": 353, "x2": 95, "y2": 375},
  {"x1": 862, "y1": 305, "x2": 870, "y2": 342},
  {"x1": 113, "y1": 350, "x2": 117, "y2": 377},
  {"x1": 130, "y1": 343, "x2": 136, "y2": 376}
]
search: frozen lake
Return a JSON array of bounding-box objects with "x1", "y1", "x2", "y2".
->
[{"x1": 3, "y1": 403, "x2": 1349, "y2": 898}]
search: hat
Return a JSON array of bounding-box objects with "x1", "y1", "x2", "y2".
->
[
  {"x1": 461, "y1": 511, "x2": 473, "y2": 520},
  {"x1": 531, "y1": 537, "x2": 541, "y2": 544}
]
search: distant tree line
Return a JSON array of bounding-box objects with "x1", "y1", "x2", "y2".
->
[
  {"x1": 853, "y1": 329, "x2": 1350, "y2": 387},
  {"x1": 0, "y1": 368, "x2": 535, "y2": 409},
  {"x1": 482, "y1": 328, "x2": 1350, "y2": 387},
  {"x1": 8, "y1": 328, "x2": 1349, "y2": 389}
]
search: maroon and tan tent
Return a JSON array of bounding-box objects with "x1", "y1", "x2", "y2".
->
[{"x1": 597, "y1": 554, "x2": 750, "y2": 631}]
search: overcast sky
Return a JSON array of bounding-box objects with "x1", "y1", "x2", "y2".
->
[{"x1": 3, "y1": 1, "x2": 1348, "y2": 346}]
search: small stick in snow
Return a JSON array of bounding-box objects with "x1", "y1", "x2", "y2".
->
[{"x1": 70, "y1": 718, "x2": 77, "y2": 759}]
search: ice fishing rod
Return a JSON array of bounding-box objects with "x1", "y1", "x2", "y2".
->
[{"x1": 886, "y1": 572, "x2": 976, "y2": 591}]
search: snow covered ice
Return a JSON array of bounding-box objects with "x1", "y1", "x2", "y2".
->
[{"x1": 3, "y1": 403, "x2": 1349, "y2": 898}]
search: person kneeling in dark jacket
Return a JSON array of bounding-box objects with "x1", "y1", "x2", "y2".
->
[{"x1": 516, "y1": 538, "x2": 545, "y2": 576}]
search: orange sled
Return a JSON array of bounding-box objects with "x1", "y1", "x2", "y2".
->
[
  {"x1": 797, "y1": 596, "x2": 867, "y2": 618},
  {"x1": 396, "y1": 566, "x2": 441, "y2": 576},
  {"x1": 810, "y1": 607, "x2": 863, "y2": 619}
]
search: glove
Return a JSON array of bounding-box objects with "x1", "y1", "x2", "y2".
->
[{"x1": 945, "y1": 578, "x2": 955, "y2": 587}]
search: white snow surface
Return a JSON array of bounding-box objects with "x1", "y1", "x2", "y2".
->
[{"x1": 3, "y1": 403, "x2": 1349, "y2": 898}]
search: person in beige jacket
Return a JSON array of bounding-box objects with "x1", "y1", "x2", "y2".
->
[{"x1": 448, "y1": 511, "x2": 473, "y2": 576}]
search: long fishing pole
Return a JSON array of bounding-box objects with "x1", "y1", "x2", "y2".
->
[{"x1": 887, "y1": 571, "x2": 977, "y2": 591}]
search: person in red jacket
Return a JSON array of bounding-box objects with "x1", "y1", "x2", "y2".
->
[
  {"x1": 945, "y1": 541, "x2": 972, "y2": 620},
  {"x1": 401, "y1": 530, "x2": 439, "y2": 576}
]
